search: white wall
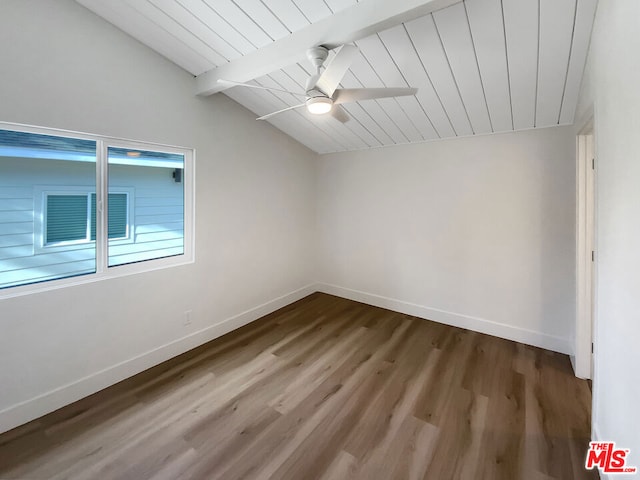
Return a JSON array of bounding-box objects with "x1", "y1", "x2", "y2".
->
[
  {"x1": 317, "y1": 127, "x2": 576, "y2": 353},
  {"x1": 576, "y1": 0, "x2": 640, "y2": 472},
  {"x1": 0, "y1": 0, "x2": 316, "y2": 433}
]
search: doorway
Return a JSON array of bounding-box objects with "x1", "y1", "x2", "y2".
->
[{"x1": 575, "y1": 119, "x2": 595, "y2": 380}]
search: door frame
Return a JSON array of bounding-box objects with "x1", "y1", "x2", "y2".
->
[{"x1": 575, "y1": 117, "x2": 596, "y2": 379}]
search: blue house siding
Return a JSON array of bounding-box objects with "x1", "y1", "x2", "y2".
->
[
  {"x1": 0, "y1": 186, "x2": 35, "y2": 266},
  {"x1": 0, "y1": 156, "x2": 184, "y2": 288}
]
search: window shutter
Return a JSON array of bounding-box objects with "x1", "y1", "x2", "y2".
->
[
  {"x1": 107, "y1": 194, "x2": 128, "y2": 239},
  {"x1": 46, "y1": 195, "x2": 89, "y2": 244},
  {"x1": 90, "y1": 193, "x2": 127, "y2": 240},
  {"x1": 90, "y1": 194, "x2": 97, "y2": 241}
]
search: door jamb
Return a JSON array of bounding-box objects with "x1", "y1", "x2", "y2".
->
[{"x1": 575, "y1": 117, "x2": 595, "y2": 379}]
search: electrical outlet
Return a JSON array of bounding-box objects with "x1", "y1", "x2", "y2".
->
[{"x1": 183, "y1": 310, "x2": 192, "y2": 326}]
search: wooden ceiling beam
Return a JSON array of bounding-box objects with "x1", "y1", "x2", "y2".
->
[{"x1": 195, "y1": 0, "x2": 460, "y2": 96}]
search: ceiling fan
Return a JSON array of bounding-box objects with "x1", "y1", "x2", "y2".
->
[{"x1": 218, "y1": 44, "x2": 418, "y2": 123}]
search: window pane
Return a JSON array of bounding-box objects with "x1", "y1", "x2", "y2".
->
[
  {"x1": 107, "y1": 147, "x2": 184, "y2": 267},
  {"x1": 90, "y1": 193, "x2": 127, "y2": 240},
  {"x1": 46, "y1": 195, "x2": 88, "y2": 243},
  {"x1": 0, "y1": 129, "x2": 96, "y2": 289}
]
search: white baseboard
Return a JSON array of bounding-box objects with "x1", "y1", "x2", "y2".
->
[
  {"x1": 570, "y1": 354, "x2": 578, "y2": 374},
  {"x1": 0, "y1": 284, "x2": 317, "y2": 435},
  {"x1": 317, "y1": 283, "x2": 572, "y2": 355}
]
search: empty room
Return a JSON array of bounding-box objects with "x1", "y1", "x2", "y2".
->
[{"x1": 0, "y1": 0, "x2": 638, "y2": 479}]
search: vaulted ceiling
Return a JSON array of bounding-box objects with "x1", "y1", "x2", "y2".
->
[{"x1": 76, "y1": 0, "x2": 598, "y2": 154}]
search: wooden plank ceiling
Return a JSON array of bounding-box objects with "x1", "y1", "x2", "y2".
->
[{"x1": 76, "y1": 0, "x2": 598, "y2": 154}]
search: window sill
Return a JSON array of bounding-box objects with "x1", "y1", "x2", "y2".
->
[{"x1": 0, "y1": 254, "x2": 194, "y2": 300}]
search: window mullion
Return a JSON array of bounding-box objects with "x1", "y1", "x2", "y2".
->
[{"x1": 95, "y1": 140, "x2": 108, "y2": 273}]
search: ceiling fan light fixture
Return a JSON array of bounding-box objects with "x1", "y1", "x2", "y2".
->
[{"x1": 306, "y1": 96, "x2": 332, "y2": 115}]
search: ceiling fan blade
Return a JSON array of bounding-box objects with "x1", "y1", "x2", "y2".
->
[
  {"x1": 330, "y1": 105, "x2": 350, "y2": 123},
  {"x1": 256, "y1": 103, "x2": 306, "y2": 121},
  {"x1": 313, "y1": 45, "x2": 359, "y2": 96},
  {"x1": 218, "y1": 79, "x2": 306, "y2": 97},
  {"x1": 333, "y1": 87, "x2": 418, "y2": 104}
]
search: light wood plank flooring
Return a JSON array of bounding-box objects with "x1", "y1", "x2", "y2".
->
[{"x1": 0, "y1": 293, "x2": 596, "y2": 480}]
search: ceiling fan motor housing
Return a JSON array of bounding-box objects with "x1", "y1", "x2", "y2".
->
[{"x1": 306, "y1": 88, "x2": 328, "y2": 98}]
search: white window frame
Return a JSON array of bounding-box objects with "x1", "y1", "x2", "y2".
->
[{"x1": 0, "y1": 121, "x2": 195, "y2": 299}]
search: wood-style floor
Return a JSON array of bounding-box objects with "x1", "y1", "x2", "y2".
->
[{"x1": 0, "y1": 293, "x2": 596, "y2": 480}]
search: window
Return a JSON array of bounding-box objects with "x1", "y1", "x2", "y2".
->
[
  {"x1": 46, "y1": 194, "x2": 92, "y2": 244},
  {"x1": 0, "y1": 123, "x2": 193, "y2": 294},
  {"x1": 44, "y1": 192, "x2": 128, "y2": 245},
  {"x1": 107, "y1": 146, "x2": 184, "y2": 268}
]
